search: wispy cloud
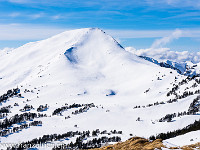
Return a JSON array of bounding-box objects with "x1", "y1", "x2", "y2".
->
[
  {"x1": 4, "y1": 12, "x2": 48, "y2": 20},
  {"x1": 0, "y1": 24, "x2": 68, "y2": 40},
  {"x1": 52, "y1": 15, "x2": 61, "y2": 20},
  {"x1": 5, "y1": 0, "x2": 200, "y2": 9},
  {"x1": 30, "y1": 13, "x2": 44, "y2": 19},
  {"x1": 9, "y1": 12, "x2": 20, "y2": 17},
  {"x1": 164, "y1": 12, "x2": 200, "y2": 21},
  {"x1": 125, "y1": 28, "x2": 200, "y2": 63},
  {"x1": 106, "y1": 28, "x2": 200, "y2": 39},
  {"x1": 7, "y1": 0, "x2": 40, "y2": 4},
  {"x1": 1, "y1": 24, "x2": 200, "y2": 41},
  {"x1": 145, "y1": 0, "x2": 200, "y2": 9},
  {"x1": 151, "y1": 29, "x2": 182, "y2": 48},
  {"x1": 7, "y1": 0, "x2": 35, "y2": 4},
  {"x1": 127, "y1": 46, "x2": 200, "y2": 64},
  {"x1": 106, "y1": 30, "x2": 172, "y2": 38}
]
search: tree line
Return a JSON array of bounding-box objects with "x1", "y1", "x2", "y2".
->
[
  {"x1": 158, "y1": 95, "x2": 200, "y2": 122},
  {"x1": 0, "y1": 121, "x2": 42, "y2": 137},
  {"x1": 52, "y1": 103, "x2": 95, "y2": 115},
  {"x1": 0, "y1": 112, "x2": 46, "y2": 130},
  {"x1": 0, "y1": 88, "x2": 21, "y2": 103},
  {"x1": 149, "y1": 118, "x2": 200, "y2": 140},
  {"x1": 7, "y1": 129, "x2": 122, "y2": 149}
]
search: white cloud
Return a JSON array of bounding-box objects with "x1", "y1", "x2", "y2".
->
[
  {"x1": 52, "y1": 15, "x2": 62, "y2": 20},
  {"x1": 9, "y1": 12, "x2": 20, "y2": 17},
  {"x1": 106, "y1": 29, "x2": 200, "y2": 39},
  {"x1": 125, "y1": 29, "x2": 199, "y2": 64},
  {"x1": 0, "y1": 24, "x2": 69, "y2": 40},
  {"x1": 125, "y1": 29, "x2": 199, "y2": 63},
  {"x1": 30, "y1": 13, "x2": 44, "y2": 19},
  {"x1": 105, "y1": 29, "x2": 172, "y2": 38},
  {"x1": 5, "y1": 0, "x2": 200, "y2": 9},
  {"x1": 126, "y1": 47, "x2": 200, "y2": 64},
  {"x1": 151, "y1": 29, "x2": 182, "y2": 49},
  {"x1": 1, "y1": 24, "x2": 200, "y2": 41},
  {"x1": 7, "y1": 0, "x2": 35, "y2": 4},
  {"x1": 145, "y1": 0, "x2": 200, "y2": 9}
]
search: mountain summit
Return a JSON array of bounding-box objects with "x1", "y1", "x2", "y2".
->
[{"x1": 0, "y1": 28, "x2": 164, "y2": 95}]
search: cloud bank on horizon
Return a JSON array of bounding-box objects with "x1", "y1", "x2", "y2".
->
[
  {"x1": 126, "y1": 29, "x2": 200, "y2": 64},
  {"x1": 126, "y1": 46, "x2": 200, "y2": 64}
]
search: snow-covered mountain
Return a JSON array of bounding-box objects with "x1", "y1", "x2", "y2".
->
[
  {"x1": 0, "y1": 28, "x2": 200, "y2": 149},
  {"x1": 138, "y1": 56, "x2": 200, "y2": 77},
  {"x1": 126, "y1": 47, "x2": 200, "y2": 77}
]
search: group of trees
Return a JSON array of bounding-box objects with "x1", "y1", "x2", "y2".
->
[
  {"x1": 53, "y1": 136, "x2": 121, "y2": 150},
  {"x1": 158, "y1": 95, "x2": 200, "y2": 122},
  {"x1": 52, "y1": 103, "x2": 95, "y2": 115},
  {"x1": 71, "y1": 103, "x2": 95, "y2": 115},
  {"x1": 133, "y1": 99, "x2": 179, "y2": 110},
  {"x1": 0, "y1": 105, "x2": 11, "y2": 114},
  {"x1": 133, "y1": 101, "x2": 166, "y2": 109},
  {"x1": 149, "y1": 119, "x2": 200, "y2": 140},
  {"x1": 37, "y1": 104, "x2": 48, "y2": 112},
  {"x1": 188, "y1": 95, "x2": 200, "y2": 114},
  {"x1": 0, "y1": 121, "x2": 42, "y2": 137},
  {"x1": 0, "y1": 112, "x2": 46, "y2": 130},
  {"x1": 24, "y1": 89, "x2": 34, "y2": 93},
  {"x1": 166, "y1": 84, "x2": 179, "y2": 97},
  {"x1": 174, "y1": 90, "x2": 200, "y2": 100},
  {"x1": 19, "y1": 104, "x2": 34, "y2": 112},
  {"x1": 167, "y1": 76, "x2": 200, "y2": 97},
  {"x1": 134, "y1": 76, "x2": 200, "y2": 110},
  {"x1": 7, "y1": 129, "x2": 122, "y2": 150},
  {"x1": 0, "y1": 88, "x2": 21, "y2": 103},
  {"x1": 52, "y1": 103, "x2": 82, "y2": 115},
  {"x1": 18, "y1": 104, "x2": 49, "y2": 112},
  {"x1": 0, "y1": 105, "x2": 12, "y2": 119}
]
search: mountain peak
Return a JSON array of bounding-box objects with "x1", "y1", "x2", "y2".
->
[{"x1": 0, "y1": 28, "x2": 135, "y2": 89}]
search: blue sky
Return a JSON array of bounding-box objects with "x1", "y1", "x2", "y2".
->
[{"x1": 0, "y1": 0, "x2": 200, "y2": 52}]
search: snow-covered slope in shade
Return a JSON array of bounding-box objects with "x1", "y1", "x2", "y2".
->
[{"x1": 0, "y1": 28, "x2": 200, "y2": 149}]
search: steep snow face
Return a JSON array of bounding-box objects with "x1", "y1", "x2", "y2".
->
[{"x1": 0, "y1": 28, "x2": 199, "y2": 149}]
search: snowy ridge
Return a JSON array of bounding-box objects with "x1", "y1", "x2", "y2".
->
[
  {"x1": 0, "y1": 28, "x2": 200, "y2": 149},
  {"x1": 139, "y1": 55, "x2": 200, "y2": 77},
  {"x1": 126, "y1": 47, "x2": 200, "y2": 77}
]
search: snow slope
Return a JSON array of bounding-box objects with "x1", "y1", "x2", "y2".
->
[{"x1": 0, "y1": 28, "x2": 200, "y2": 149}]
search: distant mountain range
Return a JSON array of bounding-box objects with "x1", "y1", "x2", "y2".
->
[{"x1": 139, "y1": 55, "x2": 200, "y2": 77}]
